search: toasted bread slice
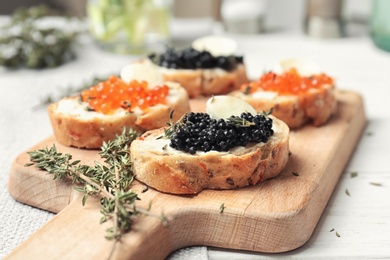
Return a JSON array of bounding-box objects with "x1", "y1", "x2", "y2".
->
[
  {"x1": 230, "y1": 84, "x2": 336, "y2": 128},
  {"x1": 158, "y1": 64, "x2": 248, "y2": 98},
  {"x1": 130, "y1": 115, "x2": 289, "y2": 194},
  {"x1": 48, "y1": 82, "x2": 190, "y2": 149}
]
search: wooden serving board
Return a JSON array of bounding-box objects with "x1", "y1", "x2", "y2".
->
[{"x1": 7, "y1": 90, "x2": 366, "y2": 260}]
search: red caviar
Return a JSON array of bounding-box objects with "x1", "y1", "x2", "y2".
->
[
  {"x1": 81, "y1": 76, "x2": 169, "y2": 115},
  {"x1": 241, "y1": 68, "x2": 334, "y2": 95}
]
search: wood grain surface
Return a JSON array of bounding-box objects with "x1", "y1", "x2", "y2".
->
[{"x1": 6, "y1": 90, "x2": 366, "y2": 260}]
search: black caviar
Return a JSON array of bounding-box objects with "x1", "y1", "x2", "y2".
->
[
  {"x1": 168, "y1": 112, "x2": 273, "y2": 154},
  {"x1": 148, "y1": 47, "x2": 243, "y2": 71}
]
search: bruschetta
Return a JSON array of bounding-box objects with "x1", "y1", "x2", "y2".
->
[
  {"x1": 147, "y1": 36, "x2": 248, "y2": 98},
  {"x1": 230, "y1": 59, "x2": 337, "y2": 128},
  {"x1": 130, "y1": 96, "x2": 289, "y2": 194},
  {"x1": 48, "y1": 64, "x2": 191, "y2": 149}
]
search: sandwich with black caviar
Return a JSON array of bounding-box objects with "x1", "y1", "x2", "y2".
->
[
  {"x1": 147, "y1": 36, "x2": 248, "y2": 98},
  {"x1": 130, "y1": 96, "x2": 290, "y2": 194}
]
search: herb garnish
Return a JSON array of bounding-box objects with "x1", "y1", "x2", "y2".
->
[
  {"x1": 163, "y1": 110, "x2": 185, "y2": 138},
  {"x1": 292, "y1": 172, "x2": 299, "y2": 177},
  {"x1": 243, "y1": 85, "x2": 252, "y2": 94},
  {"x1": 330, "y1": 228, "x2": 341, "y2": 237},
  {"x1": 219, "y1": 203, "x2": 225, "y2": 213},
  {"x1": 25, "y1": 128, "x2": 166, "y2": 250},
  {"x1": 345, "y1": 189, "x2": 350, "y2": 197},
  {"x1": 369, "y1": 182, "x2": 383, "y2": 187},
  {"x1": 350, "y1": 171, "x2": 358, "y2": 178},
  {"x1": 225, "y1": 109, "x2": 273, "y2": 128},
  {"x1": 227, "y1": 116, "x2": 256, "y2": 127},
  {"x1": 141, "y1": 185, "x2": 149, "y2": 193}
]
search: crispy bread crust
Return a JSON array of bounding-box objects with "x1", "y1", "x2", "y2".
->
[
  {"x1": 230, "y1": 84, "x2": 337, "y2": 128},
  {"x1": 130, "y1": 116, "x2": 289, "y2": 194},
  {"x1": 48, "y1": 82, "x2": 190, "y2": 149}
]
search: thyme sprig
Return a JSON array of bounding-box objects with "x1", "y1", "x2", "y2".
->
[
  {"x1": 219, "y1": 203, "x2": 225, "y2": 213},
  {"x1": 163, "y1": 110, "x2": 186, "y2": 138},
  {"x1": 26, "y1": 128, "x2": 165, "y2": 242},
  {"x1": 227, "y1": 109, "x2": 273, "y2": 127},
  {"x1": 227, "y1": 116, "x2": 256, "y2": 127}
]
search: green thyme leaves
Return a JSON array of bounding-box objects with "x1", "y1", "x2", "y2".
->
[
  {"x1": 25, "y1": 128, "x2": 167, "y2": 243},
  {"x1": 330, "y1": 228, "x2": 341, "y2": 238},
  {"x1": 219, "y1": 203, "x2": 225, "y2": 213},
  {"x1": 227, "y1": 116, "x2": 256, "y2": 127},
  {"x1": 163, "y1": 110, "x2": 183, "y2": 138}
]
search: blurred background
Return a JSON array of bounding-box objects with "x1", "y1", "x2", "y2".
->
[
  {"x1": 1, "y1": 0, "x2": 388, "y2": 58},
  {"x1": 0, "y1": 0, "x2": 372, "y2": 35}
]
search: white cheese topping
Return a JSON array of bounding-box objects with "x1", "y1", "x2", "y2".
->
[
  {"x1": 191, "y1": 35, "x2": 238, "y2": 57},
  {"x1": 273, "y1": 58, "x2": 321, "y2": 77},
  {"x1": 206, "y1": 95, "x2": 257, "y2": 120},
  {"x1": 120, "y1": 62, "x2": 164, "y2": 88}
]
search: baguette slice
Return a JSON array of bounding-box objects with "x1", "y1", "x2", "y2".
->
[
  {"x1": 48, "y1": 82, "x2": 190, "y2": 149},
  {"x1": 231, "y1": 59, "x2": 337, "y2": 128},
  {"x1": 230, "y1": 84, "x2": 337, "y2": 128},
  {"x1": 130, "y1": 115, "x2": 289, "y2": 194}
]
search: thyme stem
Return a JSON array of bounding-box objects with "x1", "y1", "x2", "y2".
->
[
  {"x1": 113, "y1": 162, "x2": 120, "y2": 240},
  {"x1": 76, "y1": 172, "x2": 113, "y2": 199}
]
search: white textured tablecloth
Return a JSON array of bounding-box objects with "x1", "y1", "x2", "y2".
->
[{"x1": 2, "y1": 31, "x2": 390, "y2": 259}]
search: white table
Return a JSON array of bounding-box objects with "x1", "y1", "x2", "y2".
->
[{"x1": 1, "y1": 31, "x2": 390, "y2": 259}]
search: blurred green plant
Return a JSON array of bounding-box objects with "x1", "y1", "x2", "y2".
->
[{"x1": 0, "y1": 5, "x2": 83, "y2": 69}]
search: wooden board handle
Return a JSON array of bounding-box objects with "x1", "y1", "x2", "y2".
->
[{"x1": 5, "y1": 194, "x2": 175, "y2": 260}]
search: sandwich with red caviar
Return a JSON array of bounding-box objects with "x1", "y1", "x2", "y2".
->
[
  {"x1": 230, "y1": 59, "x2": 337, "y2": 128},
  {"x1": 48, "y1": 63, "x2": 191, "y2": 149},
  {"x1": 130, "y1": 96, "x2": 289, "y2": 194}
]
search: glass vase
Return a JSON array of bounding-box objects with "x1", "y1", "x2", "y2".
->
[{"x1": 87, "y1": 0, "x2": 172, "y2": 54}]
